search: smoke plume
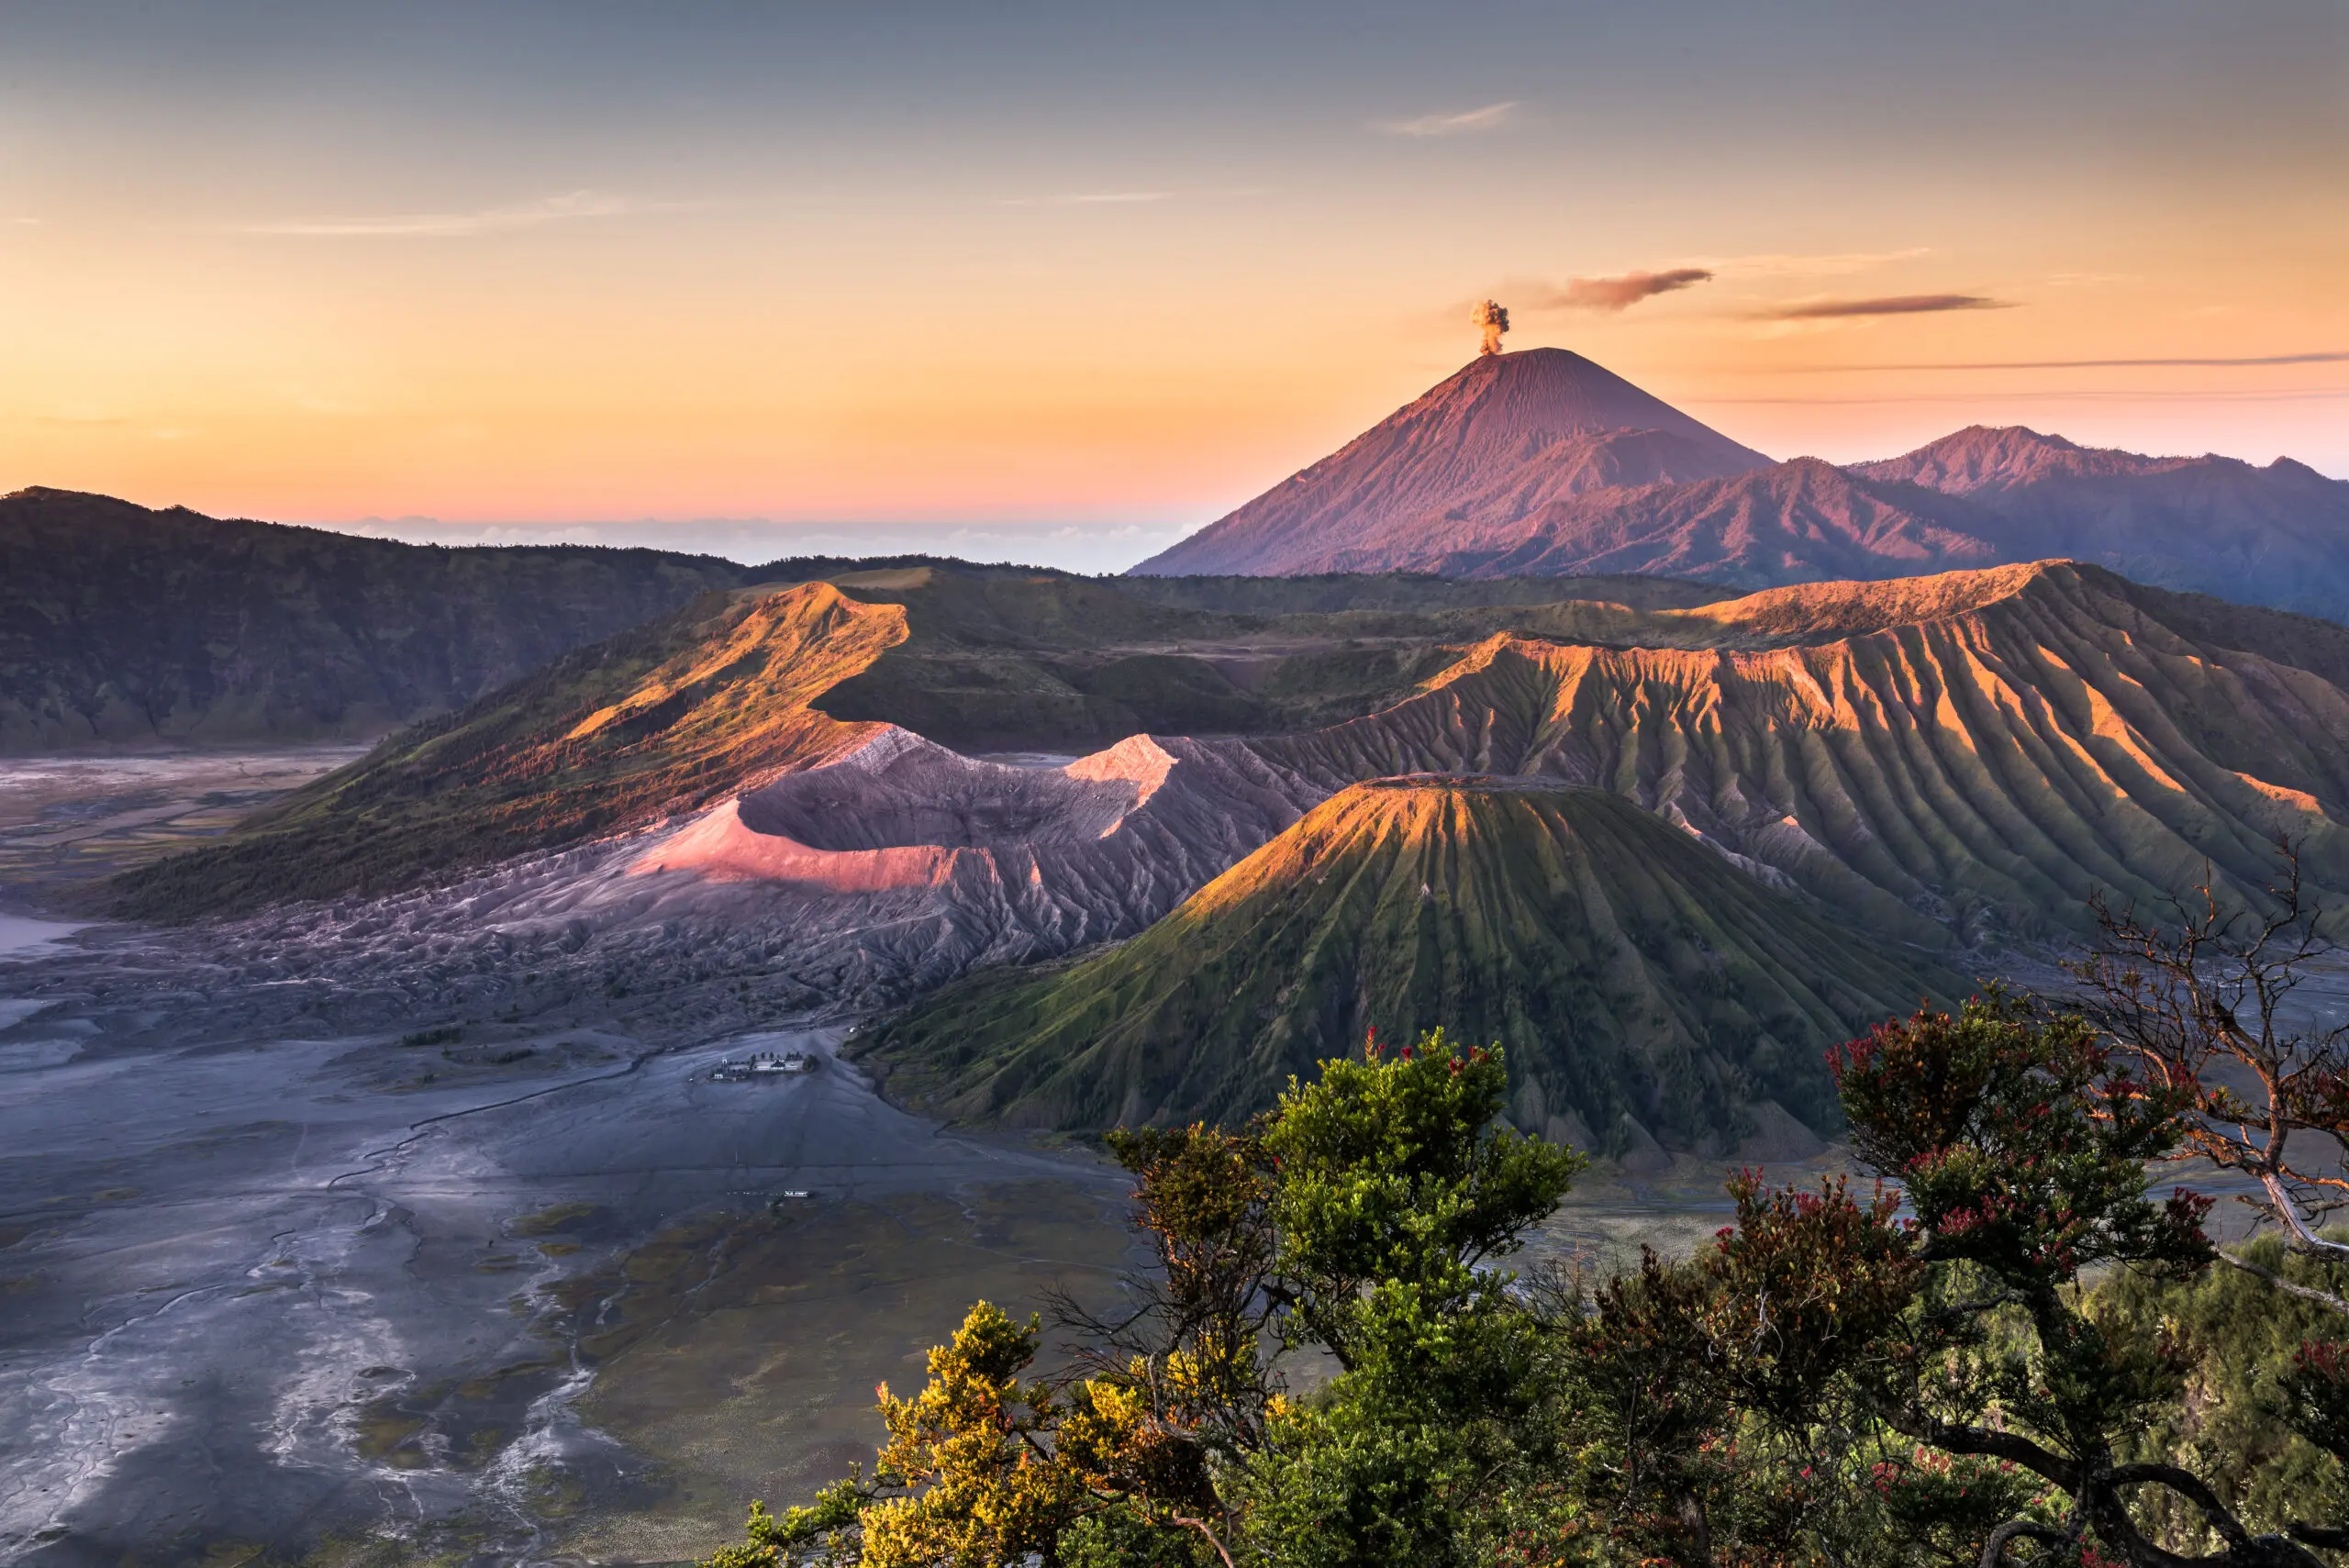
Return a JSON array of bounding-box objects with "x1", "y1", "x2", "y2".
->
[
  {"x1": 1471, "y1": 299, "x2": 1510, "y2": 356},
  {"x1": 1550, "y1": 267, "x2": 1714, "y2": 312}
]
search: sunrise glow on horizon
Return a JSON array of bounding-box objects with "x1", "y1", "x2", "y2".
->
[{"x1": 4, "y1": 2, "x2": 2343, "y2": 564}]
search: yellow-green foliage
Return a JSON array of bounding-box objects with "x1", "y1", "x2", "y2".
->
[{"x1": 2092, "y1": 1236, "x2": 2349, "y2": 1550}]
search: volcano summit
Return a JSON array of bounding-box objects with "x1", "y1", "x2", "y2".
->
[
  {"x1": 1135, "y1": 350, "x2": 2349, "y2": 621},
  {"x1": 1131, "y1": 349, "x2": 1772, "y2": 578}
]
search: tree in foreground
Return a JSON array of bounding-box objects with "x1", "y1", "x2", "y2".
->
[
  {"x1": 703, "y1": 1032, "x2": 1581, "y2": 1568},
  {"x1": 2068, "y1": 843, "x2": 2349, "y2": 1316},
  {"x1": 704, "y1": 1007, "x2": 2347, "y2": 1566}
]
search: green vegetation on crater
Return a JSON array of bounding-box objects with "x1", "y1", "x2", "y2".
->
[{"x1": 862, "y1": 779, "x2": 1965, "y2": 1149}]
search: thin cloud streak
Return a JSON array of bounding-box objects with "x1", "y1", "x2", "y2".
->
[
  {"x1": 1692, "y1": 248, "x2": 1932, "y2": 277},
  {"x1": 1541, "y1": 268, "x2": 1714, "y2": 312},
  {"x1": 1379, "y1": 101, "x2": 1517, "y2": 137},
  {"x1": 1783, "y1": 351, "x2": 2349, "y2": 371},
  {"x1": 244, "y1": 188, "x2": 637, "y2": 238},
  {"x1": 1765, "y1": 294, "x2": 2012, "y2": 320},
  {"x1": 1690, "y1": 386, "x2": 2349, "y2": 406}
]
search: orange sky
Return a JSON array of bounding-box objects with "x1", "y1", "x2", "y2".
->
[{"x1": 3, "y1": 4, "x2": 2343, "y2": 565}]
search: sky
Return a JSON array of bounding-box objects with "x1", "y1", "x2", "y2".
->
[{"x1": 3, "y1": 1, "x2": 2344, "y2": 570}]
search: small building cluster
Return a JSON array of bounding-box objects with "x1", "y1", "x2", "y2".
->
[{"x1": 707, "y1": 1049, "x2": 819, "y2": 1082}]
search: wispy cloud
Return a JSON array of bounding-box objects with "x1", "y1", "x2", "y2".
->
[
  {"x1": 1540, "y1": 268, "x2": 1715, "y2": 312},
  {"x1": 1697, "y1": 248, "x2": 1931, "y2": 277},
  {"x1": 1763, "y1": 293, "x2": 2013, "y2": 320},
  {"x1": 1379, "y1": 101, "x2": 1517, "y2": 137},
  {"x1": 1787, "y1": 350, "x2": 2349, "y2": 372},
  {"x1": 244, "y1": 188, "x2": 638, "y2": 238}
]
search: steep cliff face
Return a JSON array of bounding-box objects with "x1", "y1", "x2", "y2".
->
[
  {"x1": 1129, "y1": 349, "x2": 1770, "y2": 577},
  {"x1": 0, "y1": 487, "x2": 751, "y2": 751},
  {"x1": 861, "y1": 779, "x2": 1962, "y2": 1146}
]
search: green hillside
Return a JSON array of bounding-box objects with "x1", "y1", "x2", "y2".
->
[{"x1": 859, "y1": 779, "x2": 1965, "y2": 1151}]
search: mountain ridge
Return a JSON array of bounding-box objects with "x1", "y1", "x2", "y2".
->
[
  {"x1": 0, "y1": 486, "x2": 754, "y2": 751},
  {"x1": 113, "y1": 558, "x2": 2349, "y2": 958},
  {"x1": 1130, "y1": 357, "x2": 2349, "y2": 621}
]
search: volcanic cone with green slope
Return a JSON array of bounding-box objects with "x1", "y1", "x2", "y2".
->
[{"x1": 860, "y1": 777, "x2": 1966, "y2": 1151}]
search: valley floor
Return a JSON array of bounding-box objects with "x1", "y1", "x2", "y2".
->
[{"x1": 0, "y1": 748, "x2": 2331, "y2": 1567}]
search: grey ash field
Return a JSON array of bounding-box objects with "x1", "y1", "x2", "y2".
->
[
  {"x1": 0, "y1": 753, "x2": 1845, "y2": 1568},
  {"x1": 0, "y1": 756, "x2": 1132, "y2": 1565}
]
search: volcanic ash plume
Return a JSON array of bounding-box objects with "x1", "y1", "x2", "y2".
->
[{"x1": 1471, "y1": 299, "x2": 1510, "y2": 355}]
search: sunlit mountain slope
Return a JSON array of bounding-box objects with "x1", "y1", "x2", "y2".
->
[
  {"x1": 863, "y1": 779, "x2": 1963, "y2": 1149},
  {"x1": 1244, "y1": 562, "x2": 2349, "y2": 943}
]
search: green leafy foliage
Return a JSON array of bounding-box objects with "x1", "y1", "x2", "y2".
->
[
  {"x1": 1834, "y1": 992, "x2": 2211, "y2": 1288},
  {"x1": 868, "y1": 782, "x2": 1965, "y2": 1147},
  {"x1": 706, "y1": 1009, "x2": 2346, "y2": 1568},
  {"x1": 2092, "y1": 1237, "x2": 2349, "y2": 1551}
]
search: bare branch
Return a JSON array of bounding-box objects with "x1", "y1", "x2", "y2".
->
[{"x1": 2209, "y1": 1249, "x2": 2349, "y2": 1317}]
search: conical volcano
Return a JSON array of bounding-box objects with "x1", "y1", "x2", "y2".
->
[
  {"x1": 1130, "y1": 348, "x2": 1772, "y2": 577},
  {"x1": 861, "y1": 777, "x2": 1963, "y2": 1155}
]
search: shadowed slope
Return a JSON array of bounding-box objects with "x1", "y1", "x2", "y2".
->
[
  {"x1": 862, "y1": 779, "x2": 1963, "y2": 1150},
  {"x1": 1854, "y1": 428, "x2": 2349, "y2": 619},
  {"x1": 1430, "y1": 445, "x2": 2349, "y2": 618},
  {"x1": 0, "y1": 486, "x2": 751, "y2": 751},
  {"x1": 1424, "y1": 458, "x2": 1999, "y2": 584}
]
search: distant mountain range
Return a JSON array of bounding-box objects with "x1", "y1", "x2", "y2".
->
[
  {"x1": 0, "y1": 484, "x2": 1743, "y2": 756},
  {"x1": 0, "y1": 487, "x2": 753, "y2": 751},
  {"x1": 1131, "y1": 350, "x2": 2349, "y2": 621}
]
